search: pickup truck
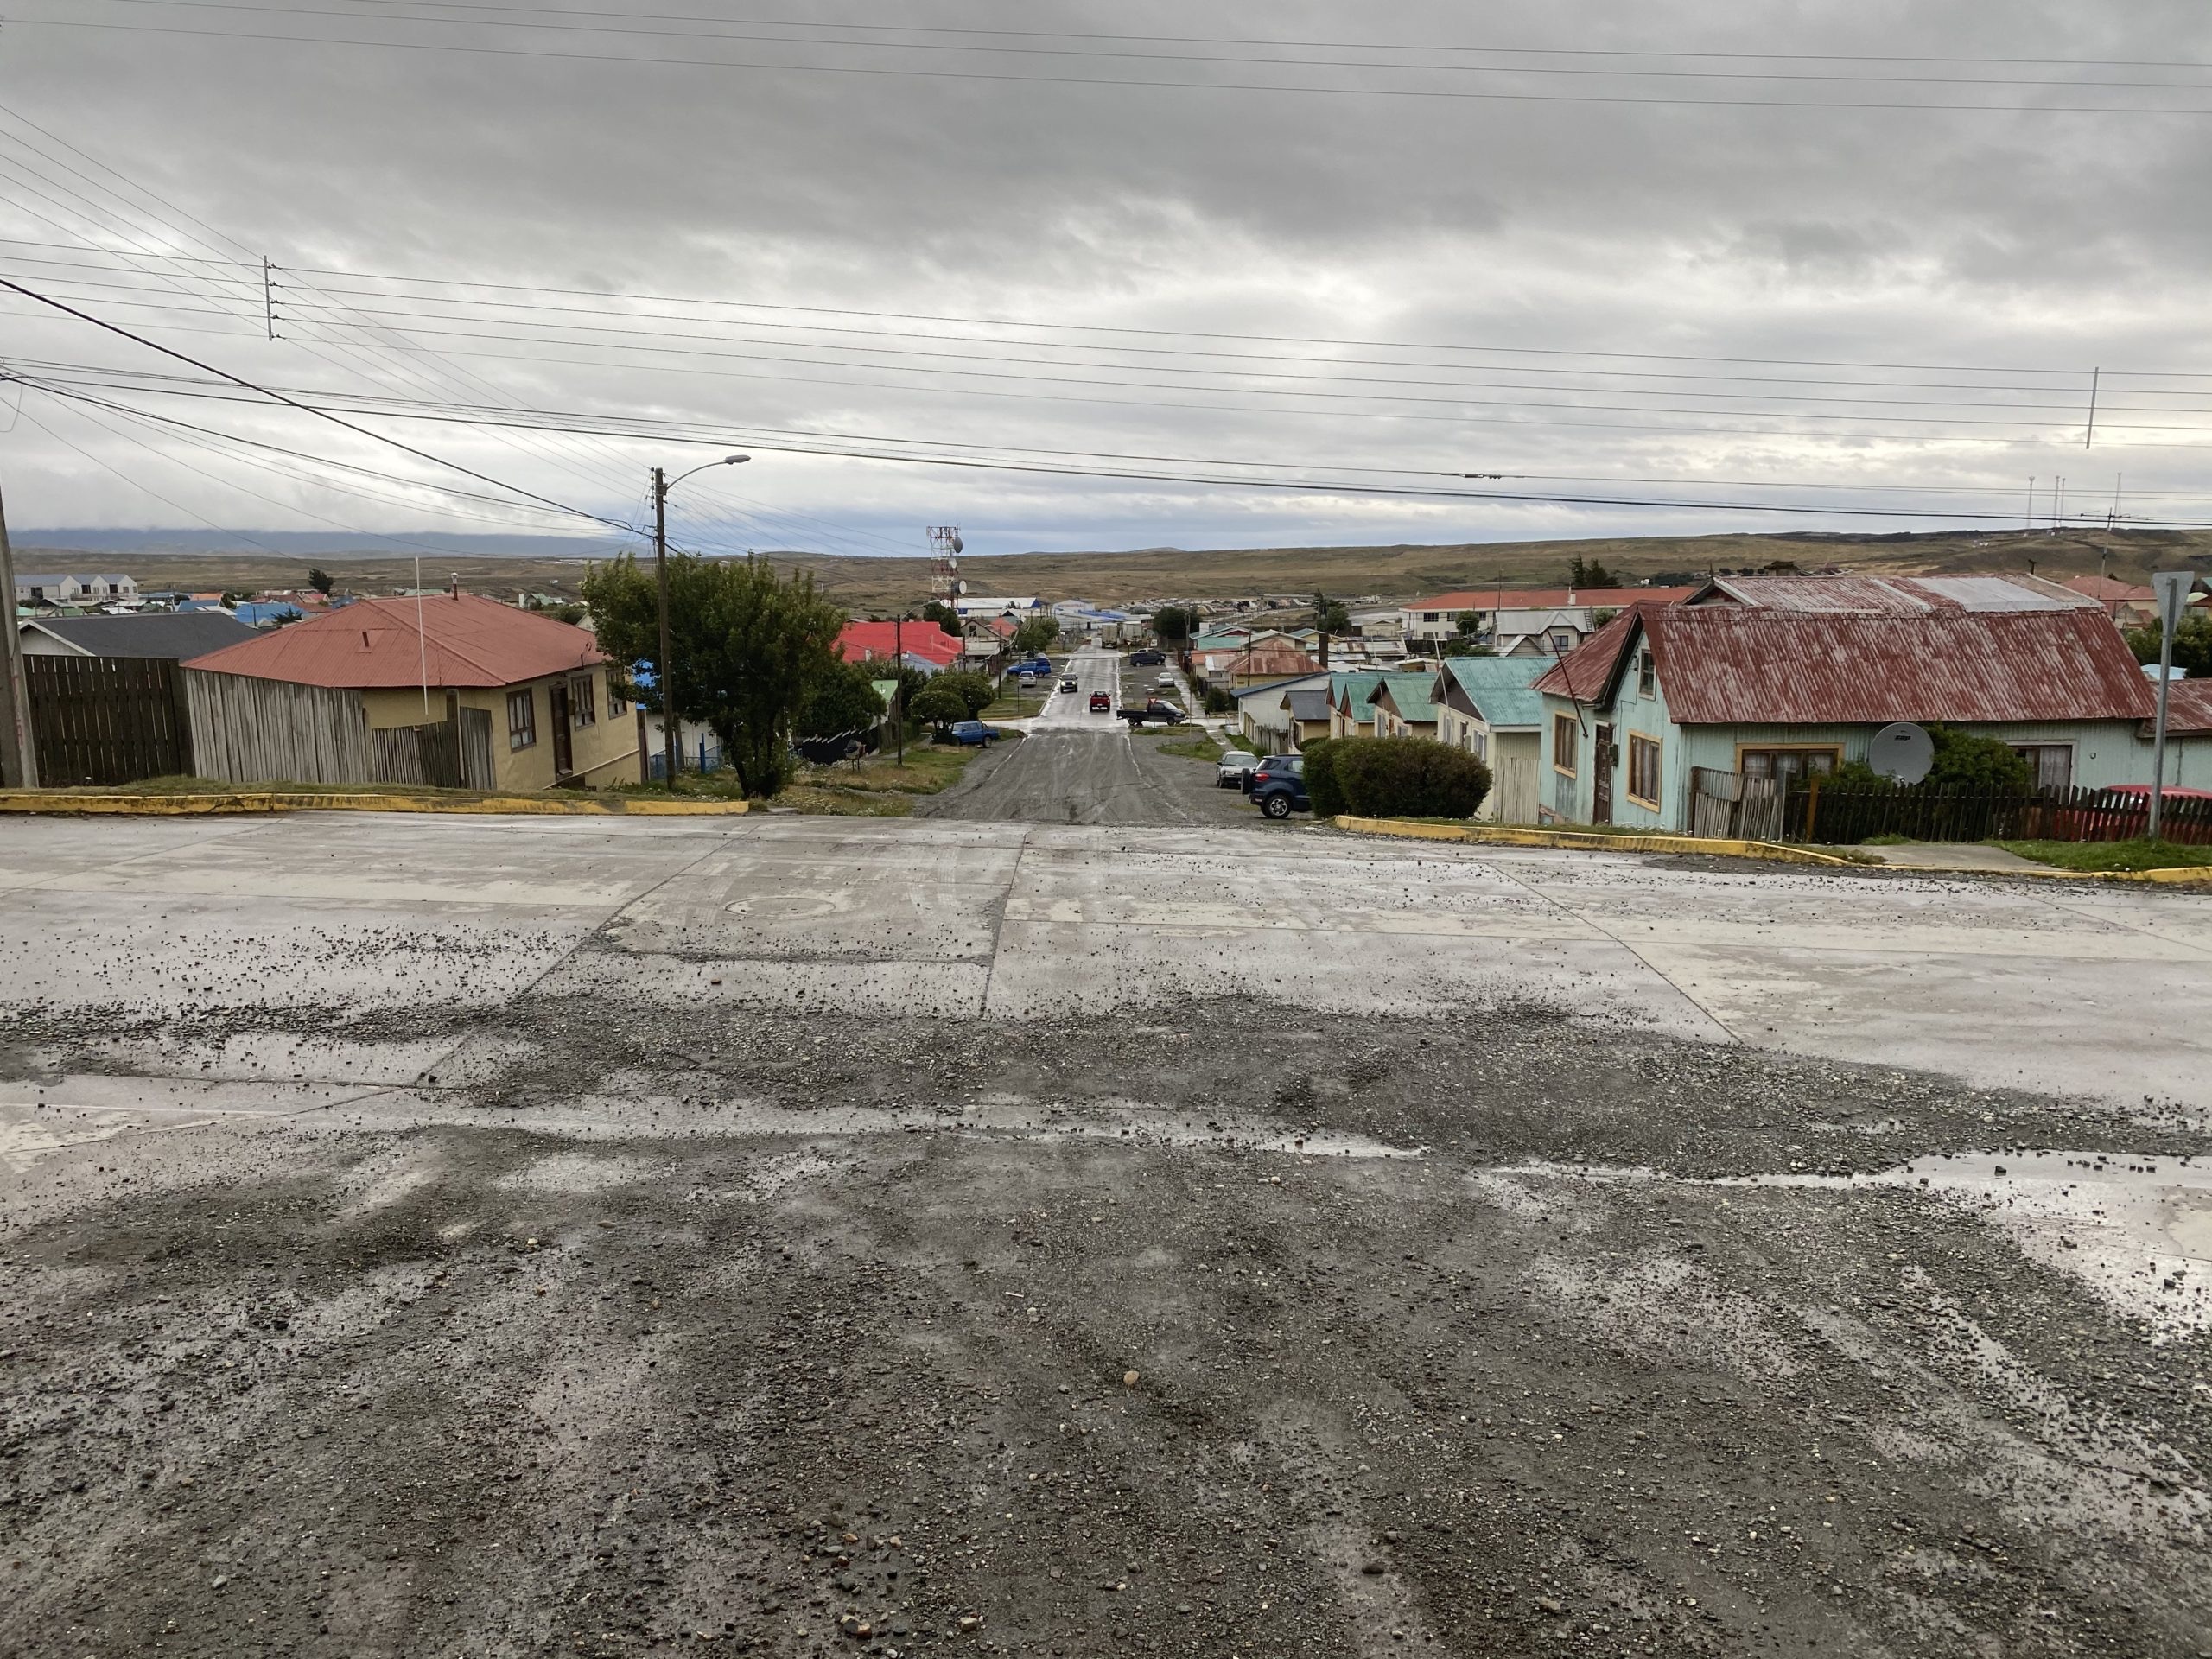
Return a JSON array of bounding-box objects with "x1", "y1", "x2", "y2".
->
[
  {"x1": 1119, "y1": 700, "x2": 1186, "y2": 727},
  {"x1": 1012, "y1": 657, "x2": 1054, "y2": 677},
  {"x1": 940, "y1": 720, "x2": 1001, "y2": 747}
]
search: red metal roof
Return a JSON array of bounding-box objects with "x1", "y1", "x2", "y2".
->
[
  {"x1": 1689, "y1": 573, "x2": 2099, "y2": 613},
  {"x1": 183, "y1": 592, "x2": 605, "y2": 688},
  {"x1": 2162, "y1": 680, "x2": 2212, "y2": 734},
  {"x1": 2059, "y1": 574, "x2": 2156, "y2": 604},
  {"x1": 836, "y1": 620, "x2": 963, "y2": 666},
  {"x1": 1536, "y1": 605, "x2": 2155, "y2": 724}
]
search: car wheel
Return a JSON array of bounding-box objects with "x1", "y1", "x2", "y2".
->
[{"x1": 1262, "y1": 793, "x2": 1293, "y2": 818}]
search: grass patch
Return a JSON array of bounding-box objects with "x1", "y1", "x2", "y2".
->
[
  {"x1": 980, "y1": 694, "x2": 1045, "y2": 720},
  {"x1": 1157, "y1": 736, "x2": 1225, "y2": 763},
  {"x1": 1860, "y1": 832, "x2": 1914, "y2": 846},
  {"x1": 1993, "y1": 837, "x2": 2212, "y2": 872}
]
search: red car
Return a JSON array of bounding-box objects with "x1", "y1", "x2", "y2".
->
[{"x1": 1088, "y1": 691, "x2": 1111, "y2": 713}]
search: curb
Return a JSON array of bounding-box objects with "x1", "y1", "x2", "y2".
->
[
  {"x1": 1332, "y1": 816, "x2": 2212, "y2": 884},
  {"x1": 1333, "y1": 817, "x2": 1856, "y2": 868},
  {"x1": 0, "y1": 791, "x2": 752, "y2": 818}
]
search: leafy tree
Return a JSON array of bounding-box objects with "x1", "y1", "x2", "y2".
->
[
  {"x1": 1152, "y1": 606, "x2": 1193, "y2": 645},
  {"x1": 920, "y1": 600, "x2": 963, "y2": 638},
  {"x1": 1453, "y1": 613, "x2": 1483, "y2": 638},
  {"x1": 1440, "y1": 639, "x2": 1495, "y2": 658},
  {"x1": 1012, "y1": 615, "x2": 1061, "y2": 656},
  {"x1": 305, "y1": 566, "x2": 335, "y2": 596},
  {"x1": 1567, "y1": 556, "x2": 1618, "y2": 590},
  {"x1": 935, "y1": 669, "x2": 998, "y2": 718},
  {"x1": 889, "y1": 664, "x2": 931, "y2": 731},
  {"x1": 1311, "y1": 592, "x2": 1351, "y2": 635},
  {"x1": 527, "y1": 596, "x2": 587, "y2": 626},
  {"x1": 2125, "y1": 613, "x2": 2212, "y2": 679},
  {"x1": 798, "y1": 658, "x2": 887, "y2": 739},
  {"x1": 909, "y1": 677, "x2": 972, "y2": 730},
  {"x1": 582, "y1": 551, "x2": 847, "y2": 797}
]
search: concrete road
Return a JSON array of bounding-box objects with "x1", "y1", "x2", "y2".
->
[
  {"x1": 5, "y1": 811, "x2": 2212, "y2": 1658},
  {"x1": 1029, "y1": 642, "x2": 1121, "y2": 727}
]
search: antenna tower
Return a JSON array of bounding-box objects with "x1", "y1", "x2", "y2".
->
[{"x1": 927, "y1": 525, "x2": 964, "y2": 601}]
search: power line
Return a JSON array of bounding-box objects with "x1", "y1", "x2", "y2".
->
[{"x1": 20, "y1": 16, "x2": 2212, "y2": 114}]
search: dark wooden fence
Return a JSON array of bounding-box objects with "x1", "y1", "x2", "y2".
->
[
  {"x1": 24, "y1": 655, "x2": 191, "y2": 785},
  {"x1": 1788, "y1": 782, "x2": 2212, "y2": 846}
]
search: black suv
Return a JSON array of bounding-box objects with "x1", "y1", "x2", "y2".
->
[{"x1": 1245, "y1": 754, "x2": 1309, "y2": 818}]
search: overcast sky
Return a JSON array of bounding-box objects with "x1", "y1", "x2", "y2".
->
[{"x1": 3, "y1": 0, "x2": 2210, "y2": 561}]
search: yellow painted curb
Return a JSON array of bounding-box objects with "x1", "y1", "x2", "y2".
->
[
  {"x1": 0, "y1": 791, "x2": 750, "y2": 818},
  {"x1": 1333, "y1": 817, "x2": 1854, "y2": 868}
]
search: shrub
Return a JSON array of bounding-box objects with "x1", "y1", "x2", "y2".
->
[
  {"x1": 1300, "y1": 736, "x2": 1347, "y2": 817},
  {"x1": 1201, "y1": 685, "x2": 1236, "y2": 715},
  {"x1": 1323, "y1": 736, "x2": 1491, "y2": 819}
]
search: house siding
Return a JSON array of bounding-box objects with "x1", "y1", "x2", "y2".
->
[{"x1": 363, "y1": 665, "x2": 635, "y2": 791}]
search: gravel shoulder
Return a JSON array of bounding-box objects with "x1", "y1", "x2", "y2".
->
[{"x1": 3, "y1": 994, "x2": 2209, "y2": 1659}]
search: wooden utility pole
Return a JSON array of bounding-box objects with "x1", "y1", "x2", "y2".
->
[
  {"x1": 0, "y1": 478, "x2": 37, "y2": 788},
  {"x1": 653, "y1": 466, "x2": 677, "y2": 785}
]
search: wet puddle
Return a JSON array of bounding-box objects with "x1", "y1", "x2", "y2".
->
[{"x1": 1487, "y1": 1151, "x2": 2212, "y2": 1339}]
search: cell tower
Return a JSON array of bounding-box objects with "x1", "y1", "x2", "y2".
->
[{"x1": 927, "y1": 525, "x2": 964, "y2": 601}]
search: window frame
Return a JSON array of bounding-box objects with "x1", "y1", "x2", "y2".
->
[
  {"x1": 1626, "y1": 733, "x2": 1663, "y2": 808},
  {"x1": 506, "y1": 687, "x2": 537, "y2": 751},
  {"x1": 1735, "y1": 744, "x2": 1840, "y2": 784},
  {"x1": 569, "y1": 671, "x2": 598, "y2": 728},
  {"x1": 2008, "y1": 742, "x2": 2075, "y2": 792},
  {"x1": 1637, "y1": 650, "x2": 1656, "y2": 700},
  {"x1": 1553, "y1": 713, "x2": 1580, "y2": 776}
]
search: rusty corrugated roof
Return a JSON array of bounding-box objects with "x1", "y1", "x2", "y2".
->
[
  {"x1": 184, "y1": 592, "x2": 605, "y2": 688},
  {"x1": 1640, "y1": 607, "x2": 2155, "y2": 724},
  {"x1": 1408, "y1": 586, "x2": 1697, "y2": 612},
  {"x1": 2162, "y1": 680, "x2": 2212, "y2": 734},
  {"x1": 1689, "y1": 573, "x2": 2100, "y2": 613},
  {"x1": 1529, "y1": 606, "x2": 1641, "y2": 703}
]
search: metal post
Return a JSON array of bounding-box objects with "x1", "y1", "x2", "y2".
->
[
  {"x1": 654, "y1": 466, "x2": 677, "y2": 786},
  {"x1": 2147, "y1": 572, "x2": 2191, "y2": 842},
  {"x1": 893, "y1": 615, "x2": 905, "y2": 766},
  {"x1": 0, "y1": 479, "x2": 38, "y2": 788}
]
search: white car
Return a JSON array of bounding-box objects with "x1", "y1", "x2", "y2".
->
[{"x1": 1216, "y1": 751, "x2": 1261, "y2": 788}]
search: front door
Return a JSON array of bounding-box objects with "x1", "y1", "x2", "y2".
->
[
  {"x1": 1592, "y1": 723, "x2": 1615, "y2": 823},
  {"x1": 549, "y1": 683, "x2": 574, "y2": 778}
]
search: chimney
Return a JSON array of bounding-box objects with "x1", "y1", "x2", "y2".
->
[
  {"x1": 1318, "y1": 631, "x2": 1330, "y2": 669},
  {"x1": 449, "y1": 575, "x2": 461, "y2": 598}
]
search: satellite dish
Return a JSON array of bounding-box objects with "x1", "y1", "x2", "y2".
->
[
  {"x1": 1869, "y1": 721, "x2": 1934, "y2": 785},
  {"x1": 949, "y1": 534, "x2": 963, "y2": 555}
]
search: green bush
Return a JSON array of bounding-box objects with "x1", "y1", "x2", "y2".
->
[
  {"x1": 1300, "y1": 736, "x2": 1347, "y2": 817},
  {"x1": 1202, "y1": 685, "x2": 1236, "y2": 715},
  {"x1": 1308, "y1": 736, "x2": 1490, "y2": 819},
  {"x1": 1827, "y1": 726, "x2": 2035, "y2": 794}
]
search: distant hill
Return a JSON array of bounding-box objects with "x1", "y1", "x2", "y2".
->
[{"x1": 16, "y1": 526, "x2": 2207, "y2": 612}]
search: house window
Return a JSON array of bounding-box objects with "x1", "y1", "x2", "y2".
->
[
  {"x1": 1553, "y1": 714, "x2": 1580, "y2": 774},
  {"x1": 507, "y1": 688, "x2": 537, "y2": 751},
  {"x1": 1550, "y1": 630, "x2": 1576, "y2": 653},
  {"x1": 1739, "y1": 747, "x2": 1837, "y2": 786},
  {"x1": 569, "y1": 672, "x2": 597, "y2": 728},
  {"x1": 607, "y1": 677, "x2": 628, "y2": 717},
  {"x1": 2010, "y1": 743, "x2": 2074, "y2": 791},
  {"x1": 1637, "y1": 650, "x2": 1656, "y2": 700},
  {"x1": 1627, "y1": 734, "x2": 1662, "y2": 806}
]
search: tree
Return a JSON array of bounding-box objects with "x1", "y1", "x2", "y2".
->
[
  {"x1": 935, "y1": 669, "x2": 997, "y2": 718},
  {"x1": 889, "y1": 664, "x2": 931, "y2": 732},
  {"x1": 2125, "y1": 613, "x2": 2212, "y2": 679},
  {"x1": 1152, "y1": 606, "x2": 1193, "y2": 645},
  {"x1": 798, "y1": 658, "x2": 887, "y2": 739},
  {"x1": 306, "y1": 567, "x2": 335, "y2": 596},
  {"x1": 1311, "y1": 592, "x2": 1351, "y2": 635},
  {"x1": 920, "y1": 600, "x2": 963, "y2": 638},
  {"x1": 582, "y1": 551, "x2": 847, "y2": 797},
  {"x1": 1567, "y1": 556, "x2": 1618, "y2": 590},
  {"x1": 1453, "y1": 613, "x2": 1483, "y2": 637},
  {"x1": 909, "y1": 677, "x2": 972, "y2": 730},
  {"x1": 1440, "y1": 639, "x2": 1495, "y2": 658},
  {"x1": 1012, "y1": 615, "x2": 1062, "y2": 657}
]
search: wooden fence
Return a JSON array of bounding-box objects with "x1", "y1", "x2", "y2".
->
[
  {"x1": 24, "y1": 656, "x2": 191, "y2": 785},
  {"x1": 181, "y1": 669, "x2": 371, "y2": 785},
  {"x1": 29, "y1": 659, "x2": 501, "y2": 789},
  {"x1": 1688, "y1": 766, "x2": 1785, "y2": 842},
  {"x1": 1788, "y1": 782, "x2": 2212, "y2": 846}
]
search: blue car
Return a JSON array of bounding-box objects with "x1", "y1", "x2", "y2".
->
[{"x1": 944, "y1": 720, "x2": 1001, "y2": 747}]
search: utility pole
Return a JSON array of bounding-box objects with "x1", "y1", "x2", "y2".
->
[
  {"x1": 0, "y1": 478, "x2": 36, "y2": 788},
  {"x1": 893, "y1": 614, "x2": 906, "y2": 766},
  {"x1": 2147, "y1": 572, "x2": 2192, "y2": 843},
  {"x1": 653, "y1": 465, "x2": 677, "y2": 786}
]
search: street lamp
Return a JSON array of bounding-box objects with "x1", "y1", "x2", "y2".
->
[{"x1": 652, "y1": 453, "x2": 749, "y2": 785}]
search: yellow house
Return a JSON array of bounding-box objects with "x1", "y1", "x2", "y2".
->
[{"x1": 187, "y1": 590, "x2": 638, "y2": 789}]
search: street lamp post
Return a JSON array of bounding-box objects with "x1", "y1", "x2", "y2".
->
[{"x1": 652, "y1": 454, "x2": 749, "y2": 785}]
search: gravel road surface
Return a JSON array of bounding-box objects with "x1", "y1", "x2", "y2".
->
[{"x1": 3, "y1": 810, "x2": 2209, "y2": 1659}]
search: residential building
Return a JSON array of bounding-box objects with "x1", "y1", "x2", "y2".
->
[
  {"x1": 2057, "y1": 575, "x2": 2161, "y2": 627},
  {"x1": 1230, "y1": 673, "x2": 1332, "y2": 754},
  {"x1": 2160, "y1": 682, "x2": 2212, "y2": 789},
  {"x1": 1326, "y1": 671, "x2": 1387, "y2": 739},
  {"x1": 17, "y1": 612, "x2": 257, "y2": 659},
  {"x1": 186, "y1": 589, "x2": 636, "y2": 789},
  {"x1": 1401, "y1": 586, "x2": 1696, "y2": 648},
  {"x1": 1687, "y1": 572, "x2": 2104, "y2": 616},
  {"x1": 1191, "y1": 643, "x2": 1322, "y2": 690},
  {"x1": 1366, "y1": 673, "x2": 1439, "y2": 741},
  {"x1": 1532, "y1": 604, "x2": 2182, "y2": 831},
  {"x1": 1432, "y1": 656, "x2": 1550, "y2": 822},
  {"x1": 951, "y1": 595, "x2": 1046, "y2": 619},
  {"x1": 15, "y1": 573, "x2": 140, "y2": 608},
  {"x1": 836, "y1": 620, "x2": 963, "y2": 675},
  {"x1": 1494, "y1": 608, "x2": 1598, "y2": 658}
]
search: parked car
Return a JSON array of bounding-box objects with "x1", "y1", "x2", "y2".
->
[
  {"x1": 940, "y1": 720, "x2": 1001, "y2": 747},
  {"x1": 1154, "y1": 674, "x2": 1178, "y2": 690},
  {"x1": 1119, "y1": 700, "x2": 1186, "y2": 727},
  {"x1": 1014, "y1": 656, "x2": 1053, "y2": 677},
  {"x1": 1058, "y1": 677, "x2": 1079, "y2": 692},
  {"x1": 1247, "y1": 755, "x2": 1309, "y2": 817},
  {"x1": 1128, "y1": 649, "x2": 1165, "y2": 665},
  {"x1": 1216, "y1": 750, "x2": 1260, "y2": 788},
  {"x1": 1089, "y1": 690, "x2": 1112, "y2": 713}
]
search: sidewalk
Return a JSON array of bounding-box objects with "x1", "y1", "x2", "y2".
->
[{"x1": 1843, "y1": 842, "x2": 2048, "y2": 874}]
